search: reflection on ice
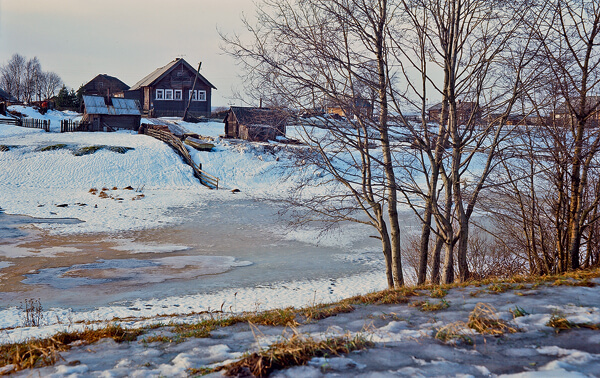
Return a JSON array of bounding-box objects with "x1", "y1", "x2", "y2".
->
[{"x1": 22, "y1": 256, "x2": 253, "y2": 289}]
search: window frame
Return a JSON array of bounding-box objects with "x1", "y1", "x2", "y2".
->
[
  {"x1": 174, "y1": 89, "x2": 182, "y2": 101},
  {"x1": 155, "y1": 89, "x2": 164, "y2": 100},
  {"x1": 197, "y1": 90, "x2": 207, "y2": 101},
  {"x1": 165, "y1": 89, "x2": 174, "y2": 100}
]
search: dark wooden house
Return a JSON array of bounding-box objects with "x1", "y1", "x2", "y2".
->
[
  {"x1": 224, "y1": 107, "x2": 288, "y2": 142},
  {"x1": 326, "y1": 97, "x2": 373, "y2": 119},
  {"x1": 0, "y1": 88, "x2": 18, "y2": 105},
  {"x1": 80, "y1": 74, "x2": 130, "y2": 97},
  {"x1": 428, "y1": 101, "x2": 480, "y2": 125},
  {"x1": 82, "y1": 95, "x2": 141, "y2": 131},
  {"x1": 554, "y1": 96, "x2": 600, "y2": 128},
  {"x1": 124, "y1": 58, "x2": 216, "y2": 118}
]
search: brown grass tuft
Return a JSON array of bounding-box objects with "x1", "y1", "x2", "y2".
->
[
  {"x1": 97, "y1": 191, "x2": 109, "y2": 199},
  {"x1": 301, "y1": 303, "x2": 355, "y2": 321},
  {"x1": 212, "y1": 332, "x2": 372, "y2": 377},
  {"x1": 467, "y1": 303, "x2": 517, "y2": 335},
  {"x1": 0, "y1": 324, "x2": 141, "y2": 372}
]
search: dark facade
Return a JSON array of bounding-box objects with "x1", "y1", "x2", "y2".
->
[
  {"x1": 80, "y1": 74, "x2": 130, "y2": 97},
  {"x1": 326, "y1": 97, "x2": 373, "y2": 119},
  {"x1": 82, "y1": 95, "x2": 141, "y2": 131},
  {"x1": 124, "y1": 58, "x2": 216, "y2": 118},
  {"x1": 0, "y1": 88, "x2": 18, "y2": 104},
  {"x1": 428, "y1": 101, "x2": 480, "y2": 125},
  {"x1": 554, "y1": 96, "x2": 600, "y2": 128},
  {"x1": 224, "y1": 107, "x2": 288, "y2": 142}
]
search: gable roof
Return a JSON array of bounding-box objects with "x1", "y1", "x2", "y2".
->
[
  {"x1": 82, "y1": 74, "x2": 129, "y2": 91},
  {"x1": 0, "y1": 88, "x2": 18, "y2": 102},
  {"x1": 129, "y1": 58, "x2": 216, "y2": 91},
  {"x1": 229, "y1": 106, "x2": 288, "y2": 128},
  {"x1": 83, "y1": 95, "x2": 141, "y2": 115}
]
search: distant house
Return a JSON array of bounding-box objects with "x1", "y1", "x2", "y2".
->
[
  {"x1": 428, "y1": 101, "x2": 480, "y2": 125},
  {"x1": 224, "y1": 106, "x2": 288, "y2": 142},
  {"x1": 326, "y1": 97, "x2": 373, "y2": 119},
  {"x1": 124, "y1": 58, "x2": 216, "y2": 118},
  {"x1": 82, "y1": 95, "x2": 142, "y2": 131},
  {"x1": 80, "y1": 74, "x2": 130, "y2": 97},
  {"x1": 554, "y1": 96, "x2": 600, "y2": 128},
  {"x1": 0, "y1": 88, "x2": 19, "y2": 104}
]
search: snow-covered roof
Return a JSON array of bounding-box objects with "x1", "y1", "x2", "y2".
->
[
  {"x1": 128, "y1": 58, "x2": 216, "y2": 91},
  {"x1": 0, "y1": 88, "x2": 18, "y2": 102},
  {"x1": 83, "y1": 95, "x2": 141, "y2": 115}
]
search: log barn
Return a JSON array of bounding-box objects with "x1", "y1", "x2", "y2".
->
[
  {"x1": 80, "y1": 74, "x2": 130, "y2": 97},
  {"x1": 224, "y1": 106, "x2": 288, "y2": 142},
  {"x1": 124, "y1": 58, "x2": 216, "y2": 118},
  {"x1": 82, "y1": 95, "x2": 141, "y2": 131}
]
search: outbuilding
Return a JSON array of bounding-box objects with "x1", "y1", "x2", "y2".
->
[
  {"x1": 224, "y1": 106, "x2": 288, "y2": 142},
  {"x1": 82, "y1": 95, "x2": 142, "y2": 131}
]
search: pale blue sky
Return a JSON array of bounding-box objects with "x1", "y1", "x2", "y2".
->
[{"x1": 0, "y1": 0, "x2": 256, "y2": 106}]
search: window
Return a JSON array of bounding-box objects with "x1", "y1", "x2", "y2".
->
[
  {"x1": 165, "y1": 89, "x2": 173, "y2": 100},
  {"x1": 188, "y1": 90, "x2": 207, "y2": 101},
  {"x1": 174, "y1": 90, "x2": 182, "y2": 100},
  {"x1": 155, "y1": 89, "x2": 164, "y2": 100}
]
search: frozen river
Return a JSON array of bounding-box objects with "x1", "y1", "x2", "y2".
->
[{"x1": 0, "y1": 198, "x2": 386, "y2": 312}]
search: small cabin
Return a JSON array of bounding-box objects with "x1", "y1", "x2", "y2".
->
[
  {"x1": 80, "y1": 74, "x2": 130, "y2": 97},
  {"x1": 224, "y1": 107, "x2": 288, "y2": 142},
  {"x1": 124, "y1": 58, "x2": 216, "y2": 118},
  {"x1": 554, "y1": 96, "x2": 600, "y2": 128},
  {"x1": 82, "y1": 95, "x2": 142, "y2": 131},
  {"x1": 0, "y1": 87, "x2": 18, "y2": 106},
  {"x1": 428, "y1": 101, "x2": 480, "y2": 125},
  {"x1": 326, "y1": 97, "x2": 373, "y2": 119}
]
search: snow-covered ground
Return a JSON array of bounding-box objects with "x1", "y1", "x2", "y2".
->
[
  {"x1": 2, "y1": 107, "x2": 599, "y2": 377},
  {"x1": 4, "y1": 275, "x2": 600, "y2": 377}
]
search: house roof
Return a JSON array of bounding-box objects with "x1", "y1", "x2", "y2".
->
[
  {"x1": 129, "y1": 58, "x2": 216, "y2": 91},
  {"x1": 83, "y1": 95, "x2": 141, "y2": 115},
  {"x1": 0, "y1": 88, "x2": 18, "y2": 102},
  {"x1": 82, "y1": 74, "x2": 129, "y2": 91},
  {"x1": 428, "y1": 101, "x2": 478, "y2": 112},
  {"x1": 228, "y1": 106, "x2": 288, "y2": 127}
]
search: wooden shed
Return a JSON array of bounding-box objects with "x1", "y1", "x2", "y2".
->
[
  {"x1": 82, "y1": 95, "x2": 142, "y2": 131},
  {"x1": 124, "y1": 58, "x2": 216, "y2": 118},
  {"x1": 80, "y1": 74, "x2": 130, "y2": 97},
  {"x1": 428, "y1": 100, "x2": 480, "y2": 125},
  {"x1": 224, "y1": 106, "x2": 288, "y2": 142}
]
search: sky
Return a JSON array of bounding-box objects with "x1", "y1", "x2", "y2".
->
[{"x1": 0, "y1": 0, "x2": 257, "y2": 107}]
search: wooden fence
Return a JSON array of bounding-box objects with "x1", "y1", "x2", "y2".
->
[
  {"x1": 0, "y1": 117, "x2": 50, "y2": 131},
  {"x1": 60, "y1": 119, "x2": 89, "y2": 133},
  {"x1": 140, "y1": 124, "x2": 219, "y2": 189}
]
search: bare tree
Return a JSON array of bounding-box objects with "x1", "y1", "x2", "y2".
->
[
  {"x1": 0, "y1": 53, "x2": 26, "y2": 100},
  {"x1": 222, "y1": 0, "x2": 405, "y2": 288}
]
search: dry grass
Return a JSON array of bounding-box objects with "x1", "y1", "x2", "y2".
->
[
  {"x1": 343, "y1": 288, "x2": 417, "y2": 305},
  {"x1": 410, "y1": 299, "x2": 450, "y2": 312},
  {"x1": 0, "y1": 324, "x2": 141, "y2": 373},
  {"x1": 435, "y1": 322, "x2": 474, "y2": 345},
  {"x1": 207, "y1": 332, "x2": 372, "y2": 377},
  {"x1": 301, "y1": 303, "x2": 355, "y2": 321},
  {"x1": 467, "y1": 303, "x2": 517, "y2": 335},
  {"x1": 546, "y1": 314, "x2": 600, "y2": 333}
]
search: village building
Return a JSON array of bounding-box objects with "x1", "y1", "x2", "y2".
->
[
  {"x1": 553, "y1": 96, "x2": 600, "y2": 128},
  {"x1": 326, "y1": 97, "x2": 373, "y2": 119},
  {"x1": 81, "y1": 95, "x2": 141, "y2": 131},
  {"x1": 428, "y1": 100, "x2": 480, "y2": 125},
  {"x1": 124, "y1": 58, "x2": 216, "y2": 118},
  {"x1": 224, "y1": 106, "x2": 288, "y2": 142},
  {"x1": 0, "y1": 88, "x2": 18, "y2": 105},
  {"x1": 80, "y1": 74, "x2": 130, "y2": 97}
]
